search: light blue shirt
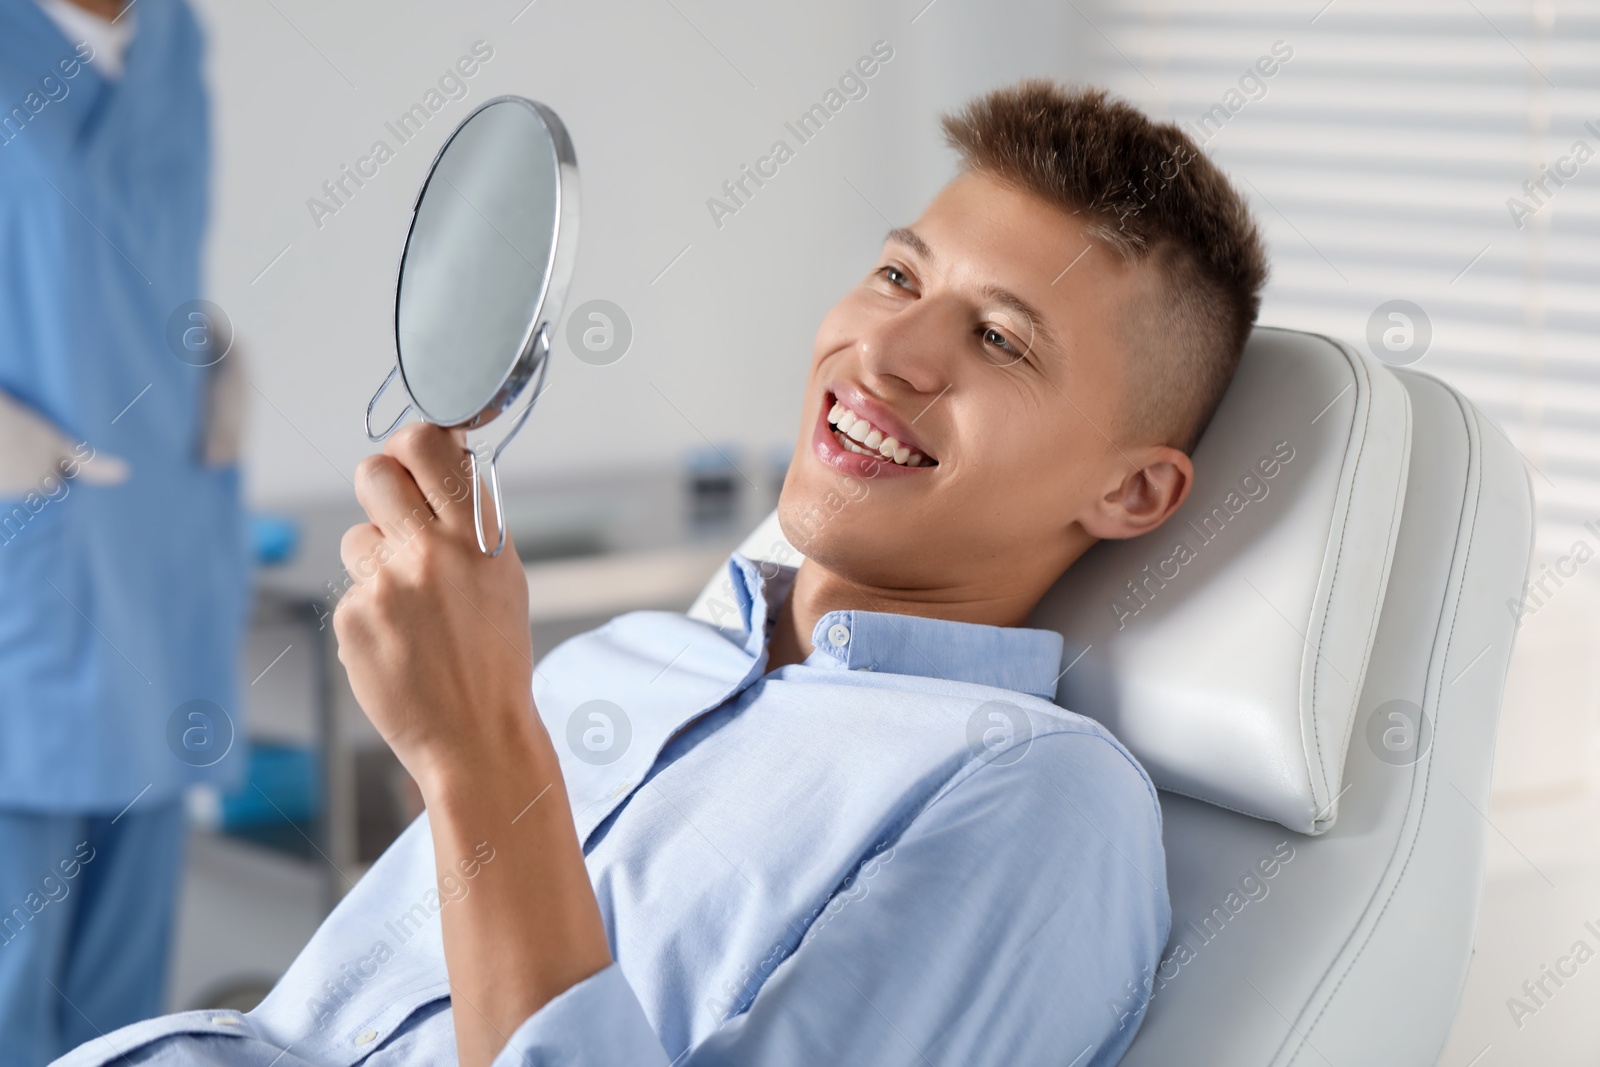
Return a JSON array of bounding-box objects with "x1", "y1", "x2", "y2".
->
[{"x1": 57, "y1": 552, "x2": 1170, "y2": 1066}]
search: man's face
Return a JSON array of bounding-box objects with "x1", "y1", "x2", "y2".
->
[{"x1": 778, "y1": 170, "x2": 1176, "y2": 603}]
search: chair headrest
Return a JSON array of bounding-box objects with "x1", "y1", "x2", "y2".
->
[{"x1": 1036, "y1": 327, "x2": 1410, "y2": 833}]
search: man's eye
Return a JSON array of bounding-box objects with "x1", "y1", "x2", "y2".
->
[
  {"x1": 878, "y1": 265, "x2": 913, "y2": 289},
  {"x1": 982, "y1": 326, "x2": 1020, "y2": 356}
]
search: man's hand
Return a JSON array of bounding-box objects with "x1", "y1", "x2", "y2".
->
[
  {"x1": 333, "y1": 422, "x2": 536, "y2": 792},
  {"x1": 332, "y1": 422, "x2": 613, "y2": 1067}
]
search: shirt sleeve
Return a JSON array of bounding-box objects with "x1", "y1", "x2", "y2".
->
[
  {"x1": 493, "y1": 962, "x2": 670, "y2": 1067},
  {"x1": 494, "y1": 728, "x2": 1169, "y2": 1067}
]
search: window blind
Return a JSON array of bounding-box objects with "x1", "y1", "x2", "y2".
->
[{"x1": 1093, "y1": 0, "x2": 1598, "y2": 555}]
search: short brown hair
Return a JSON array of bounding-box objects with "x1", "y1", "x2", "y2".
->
[{"x1": 941, "y1": 80, "x2": 1268, "y2": 453}]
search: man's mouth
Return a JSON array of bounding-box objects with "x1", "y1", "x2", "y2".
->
[{"x1": 825, "y1": 394, "x2": 937, "y2": 468}]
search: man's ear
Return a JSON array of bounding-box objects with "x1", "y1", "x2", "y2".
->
[{"x1": 1081, "y1": 445, "x2": 1194, "y2": 541}]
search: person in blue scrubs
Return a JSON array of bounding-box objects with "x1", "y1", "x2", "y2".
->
[
  {"x1": 0, "y1": 1, "x2": 250, "y2": 1063},
  {"x1": 54, "y1": 82, "x2": 1268, "y2": 1066}
]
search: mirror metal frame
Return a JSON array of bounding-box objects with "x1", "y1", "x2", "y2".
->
[{"x1": 364, "y1": 95, "x2": 579, "y2": 557}]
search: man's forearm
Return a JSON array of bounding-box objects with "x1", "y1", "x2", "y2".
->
[
  {"x1": 329, "y1": 423, "x2": 615, "y2": 1063},
  {"x1": 421, "y1": 709, "x2": 614, "y2": 1067}
]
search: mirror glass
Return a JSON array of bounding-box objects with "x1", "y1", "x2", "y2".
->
[{"x1": 396, "y1": 99, "x2": 562, "y2": 427}]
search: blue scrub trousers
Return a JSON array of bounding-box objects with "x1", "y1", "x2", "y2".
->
[{"x1": 0, "y1": 800, "x2": 187, "y2": 1067}]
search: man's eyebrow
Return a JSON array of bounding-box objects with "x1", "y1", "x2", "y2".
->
[
  {"x1": 884, "y1": 226, "x2": 932, "y2": 260},
  {"x1": 980, "y1": 284, "x2": 1061, "y2": 355},
  {"x1": 882, "y1": 226, "x2": 1062, "y2": 356}
]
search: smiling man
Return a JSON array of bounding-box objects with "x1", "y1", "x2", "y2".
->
[{"x1": 57, "y1": 81, "x2": 1266, "y2": 1067}]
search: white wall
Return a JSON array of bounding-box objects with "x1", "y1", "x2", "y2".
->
[{"x1": 191, "y1": 0, "x2": 1098, "y2": 508}]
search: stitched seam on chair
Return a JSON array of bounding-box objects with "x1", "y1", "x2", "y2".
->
[
  {"x1": 1305, "y1": 335, "x2": 1370, "y2": 830},
  {"x1": 1269, "y1": 372, "x2": 1446, "y2": 1066},
  {"x1": 1325, "y1": 377, "x2": 1413, "y2": 831},
  {"x1": 1285, "y1": 382, "x2": 1482, "y2": 1067}
]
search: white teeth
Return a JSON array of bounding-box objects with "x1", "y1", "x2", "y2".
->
[{"x1": 827, "y1": 399, "x2": 934, "y2": 468}]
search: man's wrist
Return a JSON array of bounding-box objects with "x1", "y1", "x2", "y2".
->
[{"x1": 412, "y1": 699, "x2": 558, "y2": 808}]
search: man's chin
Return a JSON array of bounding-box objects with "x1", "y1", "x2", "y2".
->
[
  {"x1": 773, "y1": 490, "x2": 905, "y2": 582},
  {"x1": 775, "y1": 478, "x2": 869, "y2": 561}
]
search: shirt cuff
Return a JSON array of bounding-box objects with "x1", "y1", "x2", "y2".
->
[{"x1": 491, "y1": 961, "x2": 670, "y2": 1067}]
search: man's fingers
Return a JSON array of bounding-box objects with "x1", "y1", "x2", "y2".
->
[
  {"x1": 339, "y1": 522, "x2": 385, "y2": 589},
  {"x1": 354, "y1": 451, "x2": 439, "y2": 544},
  {"x1": 383, "y1": 423, "x2": 480, "y2": 537}
]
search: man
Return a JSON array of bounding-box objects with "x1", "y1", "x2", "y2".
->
[
  {"x1": 0, "y1": 1, "x2": 250, "y2": 1063},
  {"x1": 56, "y1": 81, "x2": 1266, "y2": 1066}
]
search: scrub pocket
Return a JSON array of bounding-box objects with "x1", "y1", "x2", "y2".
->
[
  {"x1": 0, "y1": 485, "x2": 75, "y2": 680},
  {"x1": 0, "y1": 480, "x2": 69, "y2": 547}
]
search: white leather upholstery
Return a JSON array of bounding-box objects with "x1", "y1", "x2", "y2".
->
[
  {"x1": 1043, "y1": 328, "x2": 1412, "y2": 834},
  {"x1": 1120, "y1": 360, "x2": 1533, "y2": 1067},
  {"x1": 687, "y1": 325, "x2": 1534, "y2": 1065}
]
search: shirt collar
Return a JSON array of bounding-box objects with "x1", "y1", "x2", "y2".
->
[{"x1": 724, "y1": 551, "x2": 1066, "y2": 702}]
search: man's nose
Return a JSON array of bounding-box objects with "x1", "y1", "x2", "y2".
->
[{"x1": 855, "y1": 295, "x2": 965, "y2": 395}]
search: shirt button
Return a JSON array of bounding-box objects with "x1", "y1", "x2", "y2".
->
[
  {"x1": 354, "y1": 1029, "x2": 379, "y2": 1046},
  {"x1": 827, "y1": 623, "x2": 850, "y2": 647}
]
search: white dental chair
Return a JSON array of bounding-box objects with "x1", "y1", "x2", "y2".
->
[{"x1": 688, "y1": 326, "x2": 1535, "y2": 1067}]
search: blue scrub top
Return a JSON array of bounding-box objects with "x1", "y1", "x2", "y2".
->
[{"x1": 0, "y1": 0, "x2": 251, "y2": 812}]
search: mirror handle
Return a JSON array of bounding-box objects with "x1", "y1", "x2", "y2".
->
[
  {"x1": 470, "y1": 324, "x2": 553, "y2": 557},
  {"x1": 469, "y1": 447, "x2": 508, "y2": 557},
  {"x1": 365, "y1": 366, "x2": 413, "y2": 442}
]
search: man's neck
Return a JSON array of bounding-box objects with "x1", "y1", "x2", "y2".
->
[
  {"x1": 59, "y1": 0, "x2": 124, "y2": 22},
  {"x1": 764, "y1": 558, "x2": 1049, "y2": 672}
]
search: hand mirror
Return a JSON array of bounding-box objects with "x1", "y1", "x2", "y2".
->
[{"x1": 365, "y1": 96, "x2": 578, "y2": 556}]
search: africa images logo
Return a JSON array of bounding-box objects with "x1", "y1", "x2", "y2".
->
[
  {"x1": 704, "y1": 40, "x2": 895, "y2": 230},
  {"x1": 1108, "y1": 441, "x2": 1295, "y2": 629},
  {"x1": 304, "y1": 41, "x2": 496, "y2": 231}
]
